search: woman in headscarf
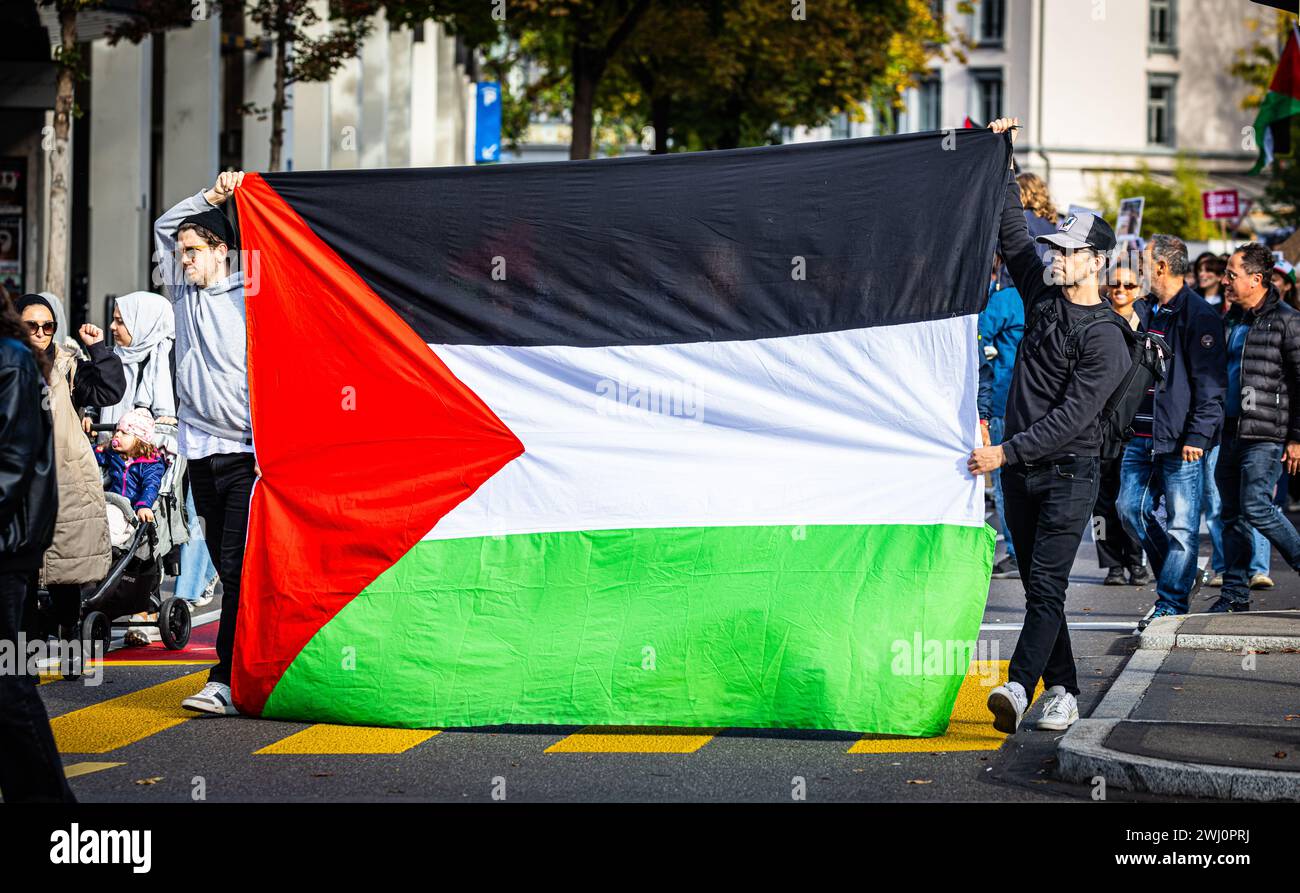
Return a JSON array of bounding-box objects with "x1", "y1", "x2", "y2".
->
[
  {"x1": 101, "y1": 291, "x2": 176, "y2": 426},
  {"x1": 15, "y1": 294, "x2": 125, "y2": 640}
]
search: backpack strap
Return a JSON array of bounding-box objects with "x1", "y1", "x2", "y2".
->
[{"x1": 1062, "y1": 307, "x2": 1127, "y2": 368}]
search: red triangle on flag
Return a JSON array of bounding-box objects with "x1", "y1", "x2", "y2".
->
[{"x1": 231, "y1": 173, "x2": 524, "y2": 715}]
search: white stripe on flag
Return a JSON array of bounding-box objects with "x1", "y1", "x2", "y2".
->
[{"x1": 427, "y1": 316, "x2": 984, "y2": 540}]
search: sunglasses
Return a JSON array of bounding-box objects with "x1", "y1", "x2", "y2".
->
[
  {"x1": 25, "y1": 321, "x2": 56, "y2": 336},
  {"x1": 1111, "y1": 282, "x2": 1141, "y2": 291}
]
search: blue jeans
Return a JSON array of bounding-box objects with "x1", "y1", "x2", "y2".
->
[
  {"x1": 987, "y1": 417, "x2": 1014, "y2": 559},
  {"x1": 1216, "y1": 433, "x2": 1300, "y2": 605},
  {"x1": 174, "y1": 487, "x2": 218, "y2": 603},
  {"x1": 1118, "y1": 440, "x2": 1204, "y2": 614},
  {"x1": 1206, "y1": 444, "x2": 1271, "y2": 576},
  {"x1": 1201, "y1": 444, "x2": 1226, "y2": 573}
]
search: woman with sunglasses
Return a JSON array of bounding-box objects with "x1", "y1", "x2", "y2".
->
[
  {"x1": 1092, "y1": 261, "x2": 1150, "y2": 586},
  {"x1": 14, "y1": 293, "x2": 125, "y2": 645}
]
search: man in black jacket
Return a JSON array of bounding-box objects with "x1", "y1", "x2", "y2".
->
[
  {"x1": 1213, "y1": 243, "x2": 1300, "y2": 613},
  {"x1": 0, "y1": 303, "x2": 75, "y2": 802},
  {"x1": 969, "y1": 118, "x2": 1133, "y2": 734},
  {"x1": 1117, "y1": 235, "x2": 1226, "y2": 625}
]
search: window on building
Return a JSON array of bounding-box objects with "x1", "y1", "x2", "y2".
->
[
  {"x1": 919, "y1": 73, "x2": 942, "y2": 132},
  {"x1": 1149, "y1": 0, "x2": 1176, "y2": 52},
  {"x1": 971, "y1": 69, "x2": 1003, "y2": 127},
  {"x1": 978, "y1": 0, "x2": 1005, "y2": 46},
  {"x1": 1147, "y1": 75, "x2": 1176, "y2": 146}
]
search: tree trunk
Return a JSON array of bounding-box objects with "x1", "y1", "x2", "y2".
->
[
  {"x1": 651, "y1": 95, "x2": 669, "y2": 154},
  {"x1": 569, "y1": 47, "x2": 598, "y2": 161},
  {"x1": 44, "y1": 2, "x2": 77, "y2": 299},
  {"x1": 269, "y1": 9, "x2": 289, "y2": 172}
]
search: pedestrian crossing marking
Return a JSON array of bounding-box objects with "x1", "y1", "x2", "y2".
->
[
  {"x1": 63, "y1": 761, "x2": 125, "y2": 779},
  {"x1": 51, "y1": 671, "x2": 209, "y2": 754},
  {"x1": 546, "y1": 727, "x2": 719, "y2": 754},
  {"x1": 849, "y1": 662, "x2": 1042, "y2": 754},
  {"x1": 255, "y1": 725, "x2": 440, "y2": 755}
]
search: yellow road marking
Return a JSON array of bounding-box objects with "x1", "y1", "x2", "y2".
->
[
  {"x1": 51, "y1": 671, "x2": 210, "y2": 754},
  {"x1": 546, "y1": 726, "x2": 719, "y2": 754},
  {"x1": 93, "y1": 660, "x2": 217, "y2": 667},
  {"x1": 63, "y1": 761, "x2": 126, "y2": 779},
  {"x1": 849, "y1": 661, "x2": 1043, "y2": 754},
  {"x1": 255, "y1": 724, "x2": 440, "y2": 755}
]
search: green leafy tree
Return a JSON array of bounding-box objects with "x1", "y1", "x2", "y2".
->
[
  {"x1": 379, "y1": 0, "x2": 970, "y2": 159},
  {"x1": 1090, "y1": 157, "x2": 1218, "y2": 242}
]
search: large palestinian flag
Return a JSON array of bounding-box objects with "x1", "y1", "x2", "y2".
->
[{"x1": 232, "y1": 129, "x2": 1009, "y2": 736}]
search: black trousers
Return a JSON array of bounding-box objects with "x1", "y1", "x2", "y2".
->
[
  {"x1": 188, "y1": 453, "x2": 256, "y2": 686},
  {"x1": 1002, "y1": 456, "x2": 1100, "y2": 698},
  {"x1": 0, "y1": 570, "x2": 76, "y2": 802},
  {"x1": 1093, "y1": 454, "x2": 1143, "y2": 569}
]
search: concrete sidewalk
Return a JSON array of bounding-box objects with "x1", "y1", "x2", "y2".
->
[{"x1": 1057, "y1": 610, "x2": 1300, "y2": 801}]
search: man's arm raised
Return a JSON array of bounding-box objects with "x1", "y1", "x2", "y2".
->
[{"x1": 988, "y1": 118, "x2": 1051, "y2": 307}]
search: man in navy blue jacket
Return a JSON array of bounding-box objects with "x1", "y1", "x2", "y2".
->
[{"x1": 1118, "y1": 235, "x2": 1226, "y2": 625}]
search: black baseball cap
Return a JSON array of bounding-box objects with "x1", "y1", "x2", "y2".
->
[{"x1": 1036, "y1": 211, "x2": 1116, "y2": 253}]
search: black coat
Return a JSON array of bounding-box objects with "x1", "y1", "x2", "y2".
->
[
  {"x1": 1226, "y1": 286, "x2": 1300, "y2": 444},
  {"x1": 1132, "y1": 286, "x2": 1227, "y2": 453},
  {"x1": 0, "y1": 337, "x2": 57, "y2": 573},
  {"x1": 68, "y1": 339, "x2": 126, "y2": 412}
]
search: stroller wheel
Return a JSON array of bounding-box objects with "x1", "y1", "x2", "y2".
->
[
  {"x1": 80, "y1": 611, "x2": 111, "y2": 666},
  {"x1": 158, "y1": 597, "x2": 191, "y2": 650}
]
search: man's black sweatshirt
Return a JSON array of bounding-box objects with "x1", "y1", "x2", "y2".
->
[{"x1": 997, "y1": 172, "x2": 1133, "y2": 466}]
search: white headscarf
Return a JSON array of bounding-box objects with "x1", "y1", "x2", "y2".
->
[
  {"x1": 38, "y1": 291, "x2": 75, "y2": 352},
  {"x1": 101, "y1": 291, "x2": 175, "y2": 425}
]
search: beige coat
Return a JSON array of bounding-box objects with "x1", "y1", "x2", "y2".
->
[{"x1": 40, "y1": 347, "x2": 110, "y2": 586}]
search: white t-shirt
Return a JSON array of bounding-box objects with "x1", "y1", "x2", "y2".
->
[{"x1": 179, "y1": 420, "x2": 255, "y2": 461}]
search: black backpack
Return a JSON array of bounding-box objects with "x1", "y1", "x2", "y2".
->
[{"x1": 1023, "y1": 297, "x2": 1170, "y2": 461}]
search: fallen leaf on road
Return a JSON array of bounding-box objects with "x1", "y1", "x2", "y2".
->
[
  {"x1": 1284, "y1": 715, "x2": 1300, "y2": 722},
  {"x1": 134, "y1": 777, "x2": 162, "y2": 786},
  {"x1": 906, "y1": 779, "x2": 933, "y2": 785},
  {"x1": 1275, "y1": 751, "x2": 1289, "y2": 759}
]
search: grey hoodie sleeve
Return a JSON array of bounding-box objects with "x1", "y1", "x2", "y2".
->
[{"x1": 153, "y1": 190, "x2": 216, "y2": 301}]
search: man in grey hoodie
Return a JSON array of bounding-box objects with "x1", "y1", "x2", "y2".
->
[{"x1": 155, "y1": 170, "x2": 252, "y2": 715}]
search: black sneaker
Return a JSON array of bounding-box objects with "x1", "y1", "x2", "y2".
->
[
  {"x1": 1207, "y1": 597, "x2": 1250, "y2": 614},
  {"x1": 1128, "y1": 565, "x2": 1151, "y2": 586},
  {"x1": 1104, "y1": 566, "x2": 1128, "y2": 586},
  {"x1": 991, "y1": 556, "x2": 1019, "y2": 579}
]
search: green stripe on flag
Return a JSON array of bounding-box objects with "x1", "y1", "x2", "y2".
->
[{"x1": 263, "y1": 523, "x2": 995, "y2": 736}]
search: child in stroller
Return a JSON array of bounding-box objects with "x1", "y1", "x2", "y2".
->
[
  {"x1": 96, "y1": 409, "x2": 168, "y2": 646},
  {"x1": 31, "y1": 412, "x2": 191, "y2": 677}
]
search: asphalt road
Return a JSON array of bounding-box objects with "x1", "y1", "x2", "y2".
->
[{"x1": 34, "y1": 516, "x2": 1300, "y2": 803}]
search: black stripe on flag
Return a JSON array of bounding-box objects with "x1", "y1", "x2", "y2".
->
[{"x1": 260, "y1": 129, "x2": 1011, "y2": 347}]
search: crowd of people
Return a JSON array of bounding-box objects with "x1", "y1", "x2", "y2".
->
[
  {"x1": 0, "y1": 170, "x2": 248, "y2": 800},
  {"x1": 974, "y1": 117, "x2": 1300, "y2": 734},
  {"x1": 978, "y1": 162, "x2": 1300, "y2": 623},
  {"x1": 4, "y1": 127, "x2": 1300, "y2": 791}
]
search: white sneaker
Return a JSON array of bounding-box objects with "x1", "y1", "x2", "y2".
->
[
  {"x1": 181, "y1": 681, "x2": 239, "y2": 715},
  {"x1": 987, "y1": 681, "x2": 1028, "y2": 734},
  {"x1": 187, "y1": 594, "x2": 214, "y2": 611},
  {"x1": 1036, "y1": 685, "x2": 1079, "y2": 731}
]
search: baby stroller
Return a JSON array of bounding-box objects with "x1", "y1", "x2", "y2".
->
[{"x1": 71, "y1": 422, "x2": 194, "y2": 666}]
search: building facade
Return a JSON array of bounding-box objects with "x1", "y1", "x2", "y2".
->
[
  {"x1": 1, "y1": 1, "x2": 477, "y2": 328},
  {"x1": 794, "y1": 0, "x2": 1264, "y2": 215}
]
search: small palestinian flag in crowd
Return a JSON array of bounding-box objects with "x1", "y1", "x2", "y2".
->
[
  {"x1": 231, "y1": 129, "x2": 1010, "y2": 735},
  {"x1": 1251, "y1": 18, "x2": 1300, "y2": 173}
]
